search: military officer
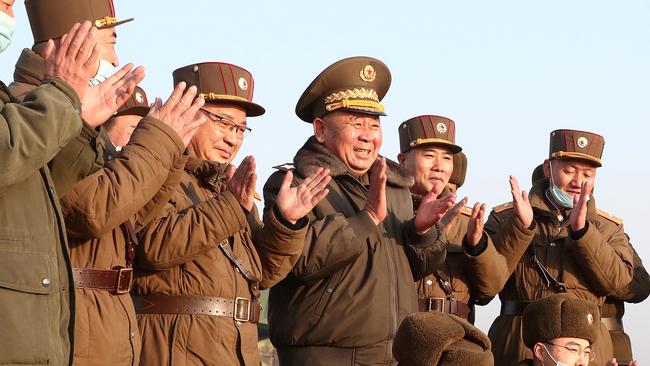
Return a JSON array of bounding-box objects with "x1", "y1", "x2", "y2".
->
[
  {"x1": 100, "y1": 86, "x2": 149, "y2": 159},
  {"x1": 397, "y1": 116, "x2": 506, "y2": 323},
  {"x1": 131, "y1": 62, "x2": 331, "y2": 366},
  {"x1": 263, "y1": 57, "x2": 453, "y2": 365},
  {"x1": 485, "y1": 129, "x2": 634, "y2": 365},
  {"x1": 520, "y1": 294, "x2": 601, "y2": 366}
]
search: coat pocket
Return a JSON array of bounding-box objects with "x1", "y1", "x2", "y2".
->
[{"x1": 0, "y1": 249, "x2": 55, "y2": 364}]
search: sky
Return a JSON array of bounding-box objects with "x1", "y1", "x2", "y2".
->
[{"x1": 2, "y1": 0, "x2": 649, "y2": 361}]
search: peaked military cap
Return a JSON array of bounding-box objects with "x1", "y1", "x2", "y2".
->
[
  {"x1": 522, "y1": 294, "x2": 600, "y2": 349},
  {"x1": 450, "y1": 151, "x2": 467, "y2": 188},
  {"x1": 549, "y1": 129, "x2": 604, "y2": 167},
  {"x1": 393, "y1": 311, "x2": 493, "y2": 366},
  {"x1": 26, "y1": 0, "x2": 133, "y2": 43},
  {"x1": 173, "y1": 62, "x2": 265, "y2": 117},
  {"x1": 295, "y1": 56, "x2": 391, "y2": 123},
  {"x1": 399, "y1": 115, "x2": 462, "y2": 154},
  {"x1": 114, "y1": 86, "x2": 148, "y2": 118}
]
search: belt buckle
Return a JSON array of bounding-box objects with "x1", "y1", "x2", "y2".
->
[
  {"x1": 234, "y1": 297, "x2": 251, "y2": 322},
  {"x1": 426, "y1": 297, "x2": 445, "y2": 312},
  {"x1": 114, "y1": 267, "x2": 133, "y2": 294}
]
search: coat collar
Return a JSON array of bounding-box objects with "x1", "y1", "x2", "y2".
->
[
  {"x1": 184, "y1": 156, "x2": 230, "y2": 189},
  {"x1": 13, "y1": 48, "x2": 44, "y2": 86},
  {"x1": 293, "y1": 136, "x2": 414, "y2": 188}
]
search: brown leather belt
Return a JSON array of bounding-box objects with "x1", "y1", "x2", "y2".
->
[
  {"x1": 418, "y1": 297, "x2": 470, "y2": 319},
  {"x1": 132, "y1": 295, "x2": 261, "y2": 323},
  {"x1": 602, "y1": 317, "x2": 624, "y2": 331},
  {"x1": 500, "y1": 300, "x2": 531, "y2": 316},
  {"x1": 72, "y1": 267, "x2": 133, "y2": 294}
]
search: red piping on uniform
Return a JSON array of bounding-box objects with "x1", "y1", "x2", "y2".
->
[
  {"x1": 227, "y1": 64, "x2": 238, "y2": 97},
  {"x1": 419, "y1": 116, "x2": 428, "y2": 138},
  {"x1": 218, "y1": 64, "x2": 228, "y2": 94}
]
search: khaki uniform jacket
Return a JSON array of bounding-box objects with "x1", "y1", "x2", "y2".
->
[
  {"x1": 414, "y1": 195, "x2": 507, "y2": 323},
  {"x1": 485, "y1": 178, "x2": 634, "y2": 366},
  {"x1": 133, "y1": 157, "x2": 307, "y2": 366},
  {"x1": 1, "y1": 78, "x2": 82, "y2": 365},
  {"x1": 9, "y1": 48, "x2": 104, "y2": 197},
  {"x1": 59, "y1": 118, "x2": 186, "y2": 365},
  {"x1": 263, "y1": 137, "x2": 447, "y2": 366}
]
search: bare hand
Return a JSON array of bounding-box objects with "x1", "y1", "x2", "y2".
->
[
  {"x1": 43, "y1": 21, "x2": 99, "y2": 101},
  {"x1": 276, "y1": 168, "x2": 331, "y2": 224},
  {"x1": 364, "y1": 158, "x2": 387, "y2": 224},
  {"x1": 415, "y1": 190, "x2": 456, "y2": 233},
  {"x1": 440, "y1": 196, "x2": 468, "y2": 229},
  {"x1": 146, "y1": 82, "x2": 207, "y2": 146},
  {"x1": 227, "y1": 156, "x2": 257, "y2": 212},
  {"x1": 81, "y1": 63, "x2": 146, "y2": 127},
  {"x1": 570, "y1": 180, "x2": 591, "y2": 232},
  {"x1": 510, "y1": 175, "x2": 533, "y2": 228},
  {"x1": 466, "y1": 202, "x2": 486, "y2": 247}
]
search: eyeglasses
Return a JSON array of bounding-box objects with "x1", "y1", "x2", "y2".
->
[
  {"x1": 200, "y1": 108, "x2": 251, "y2": 138},
  {"x1": 544, "y1": 342, "x2": 596, "y2": 361}
]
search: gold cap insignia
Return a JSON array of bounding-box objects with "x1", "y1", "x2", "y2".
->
[
  {"x1": 238, "y1": 77, "x2": 248, "y2": 91},
  {"x1": 360, "y1": 65, "x2": 376, "y2": 82},
  {"x1": 437, "y1": 122, "x2": 448, "y2": 134},
  {"x1": 577, "y1": 137, "x2": 589, "y2": 148},
  {"x1": 587, "y1": 313, "x2": 594, "y2": 324},
  {"x1": 135, "y1": 92, "x2": 144, "y2": 103}
]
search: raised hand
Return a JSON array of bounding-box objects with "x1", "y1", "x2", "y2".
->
[
  {"x1": 81, "y1": 63, "x2": 145, "y2": 127},
  {"x1": 364, "y1": 157, "x2": 387, "y2": 225},
  {"x1": 440, "y1": 196, "x2": 468, "y2": 229},
  {"x1": 415, "y1": 189, "x2": 456, "y2": 233},
  {"x1": 227, "y1": 156, "x2": 257, "y2": 212},
  {"x1": 509, "y1": 175, "x2": 533, "y2": 228},
  {"x1": 43, "y1": 21, "x2": 99, "y2": 101},
  {"x1": 569, "y1": 180, "x2": 591, "y2": 232},
  {"x1": 146, "y1": 82, "x2": 207, "y2": 146},
  {"x1": 607, "y1": 358, "x2": 618, "y2": 366},
  {"x1": 466, "y1": 201, "x2": 487, "y2": 247},
  {"x1": 276, "y1": 168, "x2": 331, "y2": 224}
]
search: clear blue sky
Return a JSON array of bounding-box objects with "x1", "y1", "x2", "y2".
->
[{"x1": 2, "y1": 0, "x2": 649, "y2": 361}]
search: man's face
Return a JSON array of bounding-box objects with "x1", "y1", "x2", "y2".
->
[
  {"x1": 0, "y1": 0, "x2": 15, "y2": 17},
  {"x1": 105, "y1": 114, "x2": 141, "y2": 147},
  {"x1": 543, "y1": 158, "x2": 597, "y2": 197},
  {"x1": 187, "y1": 103, "x2": 248, "y2": 164},
  {"x1": 314, "y1": 111, "x2": 382, "y2": 176},
  {"x1": 399, "y1": 145, "x2": 453, "y2": 196},
  {"x1": 535, "y1": 337, "x2": 592, "y2": 366}
]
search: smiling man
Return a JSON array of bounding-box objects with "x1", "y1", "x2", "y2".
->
[
  {"x1": 484, "y1": 129, "x2": 634, "y2": 365},
  {"x1": 263, "y1": 57, "x2": 453, "y2": 365}
]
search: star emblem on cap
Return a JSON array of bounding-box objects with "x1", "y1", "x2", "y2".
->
[
  {"x1": 587, "y1": 313, "x2": 594, "y2": 324},
  {"x1": 360, "y1": 65, "x2": 376, "y2": 82},
  {"x1": 238, "y1": 77, "x2": 248, "y2": 91},
  {"x1": 437, "y1": 122, "x2": 448, "y2": 134},
  {"x1": 135, "y1": 92, "x2": 144, "y2": 103},
  {"x1": 577, "y1": 137, "x2": 589, "y2": 148}
]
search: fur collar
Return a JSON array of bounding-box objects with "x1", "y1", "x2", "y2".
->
[{"x1": 293, "y1": 136, "x2": 414, "y2": 188}]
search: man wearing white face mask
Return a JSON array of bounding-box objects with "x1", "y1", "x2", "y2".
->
[
  {"x1": 8, "y1": 0, "x2": 143, "y2": 196},
  {"x1": 483, "y1": 129, "x2": 634, "y2": 365}
]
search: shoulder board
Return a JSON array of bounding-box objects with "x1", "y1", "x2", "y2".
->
[
  {"x1": 272, "y1": 163, "x2": 295, "y2": 172},
  {"x1": 596, "y1": 209, "x2": 623, "y2": 225},
  {"x1": 460, "y1": 206, "x2": 473, "y2": 217},
  {"x1": 493, "y1": 201, "x2": 514, "y2": 213}
]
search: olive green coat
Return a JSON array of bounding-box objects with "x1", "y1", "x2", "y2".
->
[{"x1": 1, "y1": 77, "x2": 82, "y2": 365}]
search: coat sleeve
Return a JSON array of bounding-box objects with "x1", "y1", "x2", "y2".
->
[
  {"x1": 263, "y1": 170, "x2": 377, "y2": 284},
  {"x1": 464, "y1": 232, "x2": 510, "y2": 304},
  {"x1": 60, "y1": 117, "x2": 184, "y2": 241},
  {"x1": 0, "y1": 78, "x2": 82, "y2": 192},
  {"x1": 568, "y1": 220, "x2": 634, "y2": 296},
  {"x1": 136, "y1": 189, "x2": 250, "y2": 270},
  {"x1": 607, "y1": 243, "x2": 650, "y2": 303},
  {"x1": 403, "y1": 220, "x2": 447, "y2": 281}
]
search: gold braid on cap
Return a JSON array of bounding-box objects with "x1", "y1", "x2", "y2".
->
[
  {"x1": 199, "y1": 93, "x2": 249, "y2": 103},
  {"x1": 95, "y1": 16, "x2": 117, "y2": 27},
  {"x1": 551, "y1": 151, "x2": 601, "y2": 164},
  {"x1": 324, "y1": 88, "x2": 383, "y2": 113},
  {"x1": 410, "y1": 138, "x2": 454, "y2": 147}
]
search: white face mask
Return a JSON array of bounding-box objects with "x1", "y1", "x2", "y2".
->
[
  {"x1": 0, "y1": 11, "x2": 16, "y2": 53},
  {"x1": 542, "y1": 343, "x2": 569, "y2": 366},
  {"x1": 547, "y1": 160, "x2": 589, "y2": 209},
  {"x1": 89, "y1": 59, "x2": 119, "y2": 86}
]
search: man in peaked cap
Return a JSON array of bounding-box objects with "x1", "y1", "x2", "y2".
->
[
  {"x1": 520, "y1": 294, "x2": 600, "y2": 366},
  {"x1": 483, "y1": 129, "x2": 635, "y2": 365},
  {"x1": 263, "y1": 57, "x2": 453, "y2": 365},
  {"x1": 101, "y1": 86, "x2": 150, "y2": 160},
  {"x1": 448, "y1": 151, "x2": 467, "y2": 192},
  {"x1": 9, "y1": 0, "x2": 143, "y2": 197},
  {"x1": 131, "y1": 62, "x2": 331, "y2": 366},
  {"x1": 392, "y1": 311, "x2": 493, "y2": 366},
  {"x1": 397, "y1": 115, "x2": 506, "y2": 324}
]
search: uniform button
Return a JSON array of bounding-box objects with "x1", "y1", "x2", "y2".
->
[
  {"x1": 425, "y1": 279, "x2": 433, "y2": 286},
  {"x1": 557, "y1": 215, "x2": 564, "y2": 222},
  {"x1": 326, "y1": 288, "x2": 333, "y2": 293},
  {"x1": 235, "y1": 267, "x2": 241, "y2": 273},
  {"x1": 41, "y1": 278, "x2": 51, "y2": 287},
  {"x1": 549, "y1": 242, "x2": 557, "y2": 247},
  {"x1": 131, "y1": 332, "x2": 135, "y2": 339}
]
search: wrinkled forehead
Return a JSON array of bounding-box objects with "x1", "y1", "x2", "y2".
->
[{"x1": 551, "y1": 158, "x2": 599, "y2": 172}]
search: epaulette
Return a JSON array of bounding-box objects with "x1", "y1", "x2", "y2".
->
[
  {"x1": 272, "y1": 163, "x2": 295, "y2": 172},
  {"x1": 460, "y1": 206, "x2": 473, "y2": 217},
  {"x1": 493, "y1": 201, "x2": 514, "y2": 213},
  {"x1": 597, "y1": 209, "x2": 623, "y2": 225}
]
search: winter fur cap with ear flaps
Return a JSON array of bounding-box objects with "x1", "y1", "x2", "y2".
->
[
  {"x1": 449, "y1": 151, "x2": 467, "y2": 188},
  {"x1": 393, "y1": 311, "x2": 493, "y2": 366},
  {"x1": 522, "y1": 294, "x2": 600, "y2": 349}
]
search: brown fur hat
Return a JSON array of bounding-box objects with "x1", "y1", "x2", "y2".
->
[
  {"x1": 522, "y1": 294, "x2": 600, "y2": 349},
  {"x1": 449, "y1": 151, "x2": 467, "y2": 188},
  {"x1": 393, "y1": 312, "x2": 493, "y2": 366}
]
